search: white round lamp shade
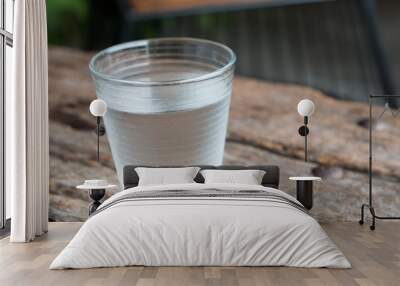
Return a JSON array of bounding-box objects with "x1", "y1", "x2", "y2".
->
[
  {"x1": 89, "y1": 99, "x2": 107, "y2": 117},
  {"x1": 297, "y1": 99, "x2": 315, "y2": 117}
]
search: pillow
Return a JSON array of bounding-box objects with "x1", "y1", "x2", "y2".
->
[
  {"x1": 135, "y1": 167, "x2": 200, "y2": 186},
  {"x1": 200, "y1": 169, "x2": 266, "y2": 185}
]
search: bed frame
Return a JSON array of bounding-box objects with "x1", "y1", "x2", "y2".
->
[{"x1": 123, "y1": 165, "x2": 280, "y2": 189}]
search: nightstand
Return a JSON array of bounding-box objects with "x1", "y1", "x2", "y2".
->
[
  {"x1": 289, "y1": 177, "x2": 321, "y2": 210},
  {"x1": 77, "y1": 180, "x2": 117, "y2": 215}
]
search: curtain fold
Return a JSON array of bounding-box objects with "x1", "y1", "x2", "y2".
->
[{"x1": 8, "y1": 0, "x2": 49, "y2": 242}]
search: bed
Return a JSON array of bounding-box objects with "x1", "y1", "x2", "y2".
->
[{"x1": 50, "y1": 165, "x2": 350, "y2": 269}]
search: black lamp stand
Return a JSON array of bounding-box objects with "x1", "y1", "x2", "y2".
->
[
  {"x1": 298, "y1": 116, "x2": 309, "y2": 162},
  {"x1": 95, "y1": 117, "x2": 106, "y2": 162},
  {"x1": 88, "y1": 188, "x2": 106, "y2": 215}
]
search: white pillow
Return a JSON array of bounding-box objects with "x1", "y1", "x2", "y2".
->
[
  {"x1": 200, "y1": 169, "x2": 266, "y2": 185},
  {"x1": 135, "y1": 167, "x2": 200, "y2": 186}
]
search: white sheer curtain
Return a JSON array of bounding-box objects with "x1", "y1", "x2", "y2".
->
[{"x1": 7, "y1": 0, "x2": 49, "y2": 242}]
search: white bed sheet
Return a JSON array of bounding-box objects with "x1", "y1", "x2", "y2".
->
[{"x1": 50, "y1": 183, "x2": 350, "y2": 269}]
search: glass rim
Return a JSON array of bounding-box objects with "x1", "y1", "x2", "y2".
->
[{"x1": 89, "y1": 37, "x2": 236, "y2": 87}]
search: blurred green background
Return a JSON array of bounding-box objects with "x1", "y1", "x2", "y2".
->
[{"x1": 47, "y1": 0, "x2": 89, "y2": 48}]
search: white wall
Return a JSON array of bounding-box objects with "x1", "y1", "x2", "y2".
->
[{"x1": 5, "y1": 0, "x2": 13, "y2": 33}]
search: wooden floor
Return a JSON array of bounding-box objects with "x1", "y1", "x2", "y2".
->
[{"x1": 0, "y1": 222, "x2": 399, "y2": 286}]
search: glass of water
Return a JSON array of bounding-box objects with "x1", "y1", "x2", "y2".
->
[{"x1": 89, "y1": 38, "x2": 236, "y2": 184}]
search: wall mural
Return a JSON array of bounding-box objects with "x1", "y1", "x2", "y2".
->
[{"x1": 47, "y1": 0, "x2": 400, "y2": 222}]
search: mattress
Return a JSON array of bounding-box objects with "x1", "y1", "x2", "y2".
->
[{"x1": 50, "y1": 183, "x2": 350, "y2": 269}]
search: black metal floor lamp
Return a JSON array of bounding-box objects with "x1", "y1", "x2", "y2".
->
[{"x1": 359, "y1": 95, "x2": 400, "y2": 230}]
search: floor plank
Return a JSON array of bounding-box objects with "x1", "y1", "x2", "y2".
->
[{"x1": 0, "y1": 222, "x2": 399, "y2": 286}]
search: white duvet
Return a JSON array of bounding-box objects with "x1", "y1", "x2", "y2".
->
[{"x1": 50, "y1": 183, "x2": 350, "y2": 269}]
